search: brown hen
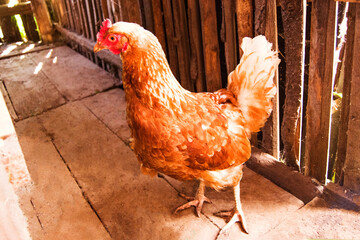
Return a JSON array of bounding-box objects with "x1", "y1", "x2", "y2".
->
[{"x1": 94, "y1": 19, "x2": 280, "y2": 236}]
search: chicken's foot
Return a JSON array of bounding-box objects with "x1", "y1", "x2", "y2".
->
[
  {"x1": 214, "y1": 182, "x2": 248, "y2": 236},
  {"x1": 174, "y1": 181, "x2": 211, "y2": 217}
]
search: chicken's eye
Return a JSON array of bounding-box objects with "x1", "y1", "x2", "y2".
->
[{"x1": 108, "y1": 35, "x2": 117, "y2": 42}]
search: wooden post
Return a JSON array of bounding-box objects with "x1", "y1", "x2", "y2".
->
[
  {"x1": 336, "y1": 3, "x2": 360, "y2": 193},
  {"x1": 304, "y1": 0, "x2": 337, "y2": 183},
  {"x1": 173, "y1": 0, "x2": 193, "y2": 91},
  {"x1": 101, "y1": 0, "x2": 109, "y2": 19},
  {"x1": 221, "y1": 0, "x2": 237, "y2": 76},
  {"x1": 199, "y1": 0, "x2": 222, "y2": 92},
  {"x1": 162, "y1": 0, "x2": 180, "y2": 81},
  {"x1": 20, "y1": 0, "x2": 40, "y2": 42},
  {"x1": 120, "y1": 0, "x2": 142, "y2": 25},
  {"x1": 151, "y1": 0, "x2": 166, "y2": 51},
  {"x1": 187, "y1": 0, "x2": 206, "y2": 92},
  {"x1": 30, "y1": 0, "x2": 53, "y2": 43},
  {"x1": 236, "y1": 0, "x2": 253, "y2": 45},
  {"x1": 0, "y1": 0, "x2": 22, "y2": 43},
  {"x1": 262, "y1": 0, "x2": 280, "y2": 160},
  {"x1": 279, "y1": 0, "x2": 306, "y2": 170}
]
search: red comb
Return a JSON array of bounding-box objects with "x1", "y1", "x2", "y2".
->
[{"x1": 97, "y1": 19, "x2": 112, "y2": 41}]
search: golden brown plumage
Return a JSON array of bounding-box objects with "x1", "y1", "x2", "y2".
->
[{"x1": 94, "y1": 19, "x2": 280, "y2": 236}]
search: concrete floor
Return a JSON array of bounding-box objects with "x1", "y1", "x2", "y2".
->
[{"x1": 1, "y1": 44, "x2": 359, "y2": 240}]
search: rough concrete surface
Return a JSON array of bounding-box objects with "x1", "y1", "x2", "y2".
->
[
  {"x1": 1, "y1": 44, "x2": 360, "y2": 240},
  {"x1": 0, "y1": 55, "x2": 66, "y2": 119}
]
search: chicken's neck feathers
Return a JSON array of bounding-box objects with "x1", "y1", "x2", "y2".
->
[{"x1": 122, "y1": 47, "x2": 190, "y2": 110}]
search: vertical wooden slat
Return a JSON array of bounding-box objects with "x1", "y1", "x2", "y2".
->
[
  {"x1": 50, "y1": 0, "x2": 67, "y2": 27},
  {"x1": 222, "y1": 0, "x2": 237, "y2": 76},
  {"x1": 71, "y1": 0, "x2": 81, "y2": 34},
  {"x1": 236, "y1": 0, "x2": 253, "y2": 47},
  {"x1": 187, "y1": 0, "x2": 206, "y2": 92},
  {"x1": 254, "y1": 0, "x2": 266, "y2": 36},
  {"x1": 262, "y1": 0, "x2": 280, "y2": 159},
  {"x1": 84, "y1": 0, "x2": 96, "y2": 41},
  {"x1": 75, "y1": 0, "x2": 85, "y2": 36},
  {"x1": 199, "y1": 0, "x2": 222, "y2": 92},
  {"x1": 151, "y1": 0, "x2": 166, "y2": 52},
  {"x1": 172, "y1": 0, "x2": 193, "y2": 91},
  {"x1": 20, "y1": 0, "x2": 40, "y2": 42},
  {"x1": 142, "y1": 0, "x2": 154, "y2": 32},
  {"x1": 79, "y1": 0, "x2": 90, "y2": 39},
  {"x1": 279, "y1": 0, "x2": 306, "y2": 170},
  {"x1": 162, "y1": 0, "x2": 180, "y2": 81},
  {"x1": 336, "y1": 3, "x2": 360, "y2": 192},
  {"x1": 120, "y1": 0, "x2": 142, "y2": 25},
  {"x1": 101, "y1": 0, "x2": 109, "y2": 19},
  {"x1": 111, "y1": 0, "x2": 122, "y2": 22},
  {"x1": 63, "y1": 0, "x2": 74, "y2": 30},
  {"x1": 94, "y1": 0, "x2": 105, "y2": 27},
  {"x1": 304, "y1": 0, "x2": 337, "y2": 183},
  {"x1": 30, "y1": 0, "x2": 53, "y2": 43}
]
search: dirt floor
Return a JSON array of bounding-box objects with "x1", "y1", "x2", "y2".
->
[{"x1": 1, "y1": 43, "x2": 360, "y2": 240}]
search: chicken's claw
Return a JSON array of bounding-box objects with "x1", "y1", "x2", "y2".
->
[
  {"x1": 174, "y1": 181, "x2": 211, "y2": 217},
  {"x1": 174, "y1": 193, "x2": 211, "y2": 217},
  {"x1": 215, "y1": 208, "x2": 248, "y2": 235}
]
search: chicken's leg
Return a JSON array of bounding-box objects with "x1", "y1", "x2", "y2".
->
[
  {"x1": 215, "y1": 182, "x2": 248, "y2": 235},
  {"x1": 174, "y1": 180, "x2": 211, "y2": 217}
]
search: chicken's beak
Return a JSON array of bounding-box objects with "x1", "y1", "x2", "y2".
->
[{"x1": 94, "y1": 42, "x2": 106, "y2": 53}]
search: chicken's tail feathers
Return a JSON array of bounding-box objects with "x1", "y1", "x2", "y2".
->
[{"x1": 227, "y1": 35, "x2": 280, "y2": 134}]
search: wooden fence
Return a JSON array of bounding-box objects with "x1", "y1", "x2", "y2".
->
[
  {"x1": 0, "y1": 0, "x2": 53, "y2": 43},
  {"x1": 2, "y1": 0, "x2": 360, "y2": 194}
]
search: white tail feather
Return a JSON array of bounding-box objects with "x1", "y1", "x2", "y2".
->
[{"x1": 227, "y1": 35, "x2": 280, "y2": 133}]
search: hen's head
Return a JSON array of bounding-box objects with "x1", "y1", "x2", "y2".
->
[{"x1": 94, "y1": 19, "x2": 158, "y2": 55}]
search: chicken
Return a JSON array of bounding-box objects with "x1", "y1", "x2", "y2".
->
[{"x1": 94, "y1": 19, "x2": 280, "y2": 235}]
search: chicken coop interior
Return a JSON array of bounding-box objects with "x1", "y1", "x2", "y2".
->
[{"x1": 1, "y1": 0, "x2": 360, "y2": 239}]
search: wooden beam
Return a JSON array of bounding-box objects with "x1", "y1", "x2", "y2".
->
[
  {"x1": 151, "y1": 0, "x2": 166, "y2": 53},
  {"x1": 304, "y1": 0, "x2": 337, "y2": 183},
  {"x1": 162, "y1": 0, "x2": 180, "y2": 81},
  {"x1": 30, "y1": 0, "x2": 53, "y2": 43},
  {"x1": 54, "y1": 24, "x2": 122, "y2": 69},
  {"x1": 173, "y1": 0, "x2": 193, "y2": 91},
  {"x1": 247, "y1": 147, "x2": 321, "y2": 204},
  {"x1": 262, "y1": 0, "x2": 280, "y2": 159},
  {"x1": 236, "y1": 0, "x2": 253, "y2": 45},
  {"x1": 187, "y1": 0, "x2": 206, "y2": 92},
  {"x1": 120, "y1": 0, "x2": 142, "y2": 25},
  {"x1": 199, "y1": 0, "x2": 222, "y2": 92},
  {"x1": 100, "y1": 0, "x2": 109, "y2": 19},
  {"x1": 0, "y1": 2, "x2": 32, "y2": 17},
  {"x1": 222, "y1": 0, "x2": 237, "y2": 76},
  {"x1": 279, "y1": 0, "x2": 306, "y2": 170},
  {"x1": 337, "y1": 3, "x2": 360, "y2": 193}
]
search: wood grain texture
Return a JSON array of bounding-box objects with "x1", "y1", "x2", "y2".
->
[
  {"x1": 336, "y1": 3, "x2": 360, "y2": 192},
  {"x1": 262, "y1": 0, "x2": 280, "y2": 159},
  {"x1": 199, "y1": 0, "x2": 222, "y2": 92},
  {"x1": 279, "y1": 0, "x2": 305, "y2": 170},
  {"x1": 173, "y1": 0, "x2": 193, "y2": 91},
  {"x1": 162, "y1": 0, "x2": 180, "y2": 81},
  {"x1": 0, "y1": 2, "x2": 32, "y2": 17},
  {"x1": 247, "y1": 147, "x2": 321, "y2": 204},
  {"x1": 305, "y1": 0, "x2": 337, "y2": 183},
  {"x1": 187, "y1": 0, "x2": 206, "y2": 92},
  {"x1": 236, "y1": 0, "x2": 253, "y2": 49},
  {"x1": 222, "y1": 0, "x2": 237, "y2": 76},
  {"x1": 30, "y1": 0, "x2": 53, "y2": 43}
]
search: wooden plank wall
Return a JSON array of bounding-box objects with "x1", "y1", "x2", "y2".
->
[
  {"x1": 46, "y1": 0, "x2": 360, "y2": 193},
  {"x1": 0, "y1": 0, "x2": 51, "y2": 43}
]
